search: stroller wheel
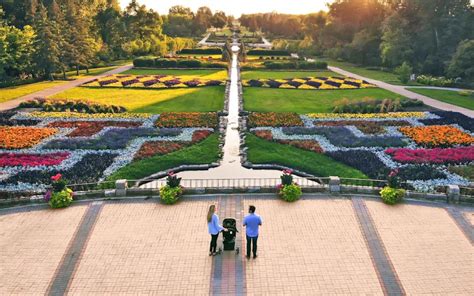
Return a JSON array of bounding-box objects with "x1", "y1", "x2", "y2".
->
[
  {"x1": 217, "y1": 247, "x2": 222, "y2": 255},
  {"x1": 236, "y1": 247, "x2": 240, "y2": 254}
]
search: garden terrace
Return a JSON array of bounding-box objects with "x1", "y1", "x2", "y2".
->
[
  {"x1": 244, "y1": 111, "x2": 474, "y2": 192},
  {"x1": 0, "y1": 111, "x2": 221, "y2": 193}
]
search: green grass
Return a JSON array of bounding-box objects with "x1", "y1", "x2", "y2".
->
[
  {"x1": 323, "y1": 59, "x2": 420, "y2": 86},
  {"x1": 0, "y1": 80, "x2": 67, "y2": 103},
  {"x1": 51, "y1": 86, "x2": 225, "y2": 113},
  {"x1": 107, "y1": 134, "x2": 220, "y2": 181},
  {"x1": 243, "y1": 87, "x2": 406, "y2": 113},
  {"x1": 241, "y1": 70, "x2": 337, "y2": 80},
  {"x1": 407, "y1": 88, "x2": 474, "y2": 110},
  {"x1": 123, "y1": 69, "x2": 228, "y2": 80},
  {"x1": 246, "y1": 134, "x2": 367, "y2": 178}
]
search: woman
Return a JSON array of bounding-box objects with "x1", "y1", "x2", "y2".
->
[{"x1": 207, "y1": 204, "x2": 227, "y2": 256}]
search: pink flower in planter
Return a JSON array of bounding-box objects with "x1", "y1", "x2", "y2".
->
[{"x1": 51, "y1": 173, "x2": 62, "y2": 181}]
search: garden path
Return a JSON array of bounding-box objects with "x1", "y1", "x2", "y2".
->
[
  {"x1": 329, "y1": 66, "x2": 474, "y2": 118},
  {"x1": 0, "y1": 64, "x2": 133, "y2": 112}
]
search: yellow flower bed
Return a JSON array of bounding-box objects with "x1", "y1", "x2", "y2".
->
[
  {"x1": 27, "y1": 111, "x2": 151, "y2": 119},
  {"x1": 307, "y1": 112, "x2": 428, "y2": 119}
]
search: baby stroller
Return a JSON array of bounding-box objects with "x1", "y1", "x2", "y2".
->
[{"x1": 220, "y1": 217, "x2": 240, "y2": 254}]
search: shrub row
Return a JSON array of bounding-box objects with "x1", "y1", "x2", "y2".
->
[
  {"x1": 19, "y1": 98, "x2": 126, "y2": 114},
  {"x1": 333, "y1": 98, "x2": 423, "y2": 114},
  {"x1": 178, "y1": 48, "x2": 222, "y2": 55},
  {"x1": 262, "y1": 61, "x2": 328, "y2": 70},
  {"x1": 247, "y1": 49, "x2": 290, "y2": 56},
  {"x1": 133, "y1": 57, "x2": 226, "y2": 69}
]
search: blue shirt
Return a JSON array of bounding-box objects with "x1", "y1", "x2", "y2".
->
[
  {"x1": 208, "y1": 214, "x2": 224, "y2": 235},
  {"x1": 243, "y1": 214, "x2": 262, "y2": 237}
]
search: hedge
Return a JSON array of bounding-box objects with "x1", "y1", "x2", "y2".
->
[
  {"x1": 178, "y1": 48, "x2": 223, "y2": 55},
  {"x1": 263, "y1": 61, "x2": 328, "y2": 70},
  {"x1": 247, "y1": 49, "x2": 290, "y2": 56},
  {"x1": 133, "y1": 58, "x2": 227, "y2": 69}
]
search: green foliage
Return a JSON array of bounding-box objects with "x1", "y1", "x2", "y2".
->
[
  {"x1": 247, "y1": 50, "x2": 290, "y2": 56},
  {"x1": 20, "y1": 98, "x2": 127, "y2": 113},
  {"x1": 166, "y1": 173, "x2": 182, "y2": 188},
  {"x1": 159, "y1": 185, "x2": 182, "y2": 204},
  {"x1": 447, "y1": 40, "x2": 474, "y2": 80},
  {"x1": 380, "y1": 187, "x2": 405, "y2": 205},
  {"x1": 395, "y1": 62, "x2": 412, "y2": 84},
  {"x1": 49, "y1": 188, "x2": 74, "y2": 208},
  {"x1": 408, "y1": 88, "x2": 474, "y2": 110},
  {"x1": 333, "y1": 98, "x2": 406, "y2": 113},
  {"x1": 280, "y1": 171, "x2": 293, "y2": 186},
  {"x1": 279, "y1": 184, "x2": 302, "y2": 202},
  {"x1": 415, "y1": 75, "x2": 454, "y2": 87},
  {"x1": 133, "y1": 58, "x2": 227, "y2": 69},
  {"x1": 178, "y1": 48, "x2": 222, "y2": 55}
]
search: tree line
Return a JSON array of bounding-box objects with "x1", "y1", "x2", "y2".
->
[
  {"x1": 240, "y1": 0, "x2": 474, "y2": 80},
  {"x1": 0, "y1": 0, "x2": 231, "y2": 82}
]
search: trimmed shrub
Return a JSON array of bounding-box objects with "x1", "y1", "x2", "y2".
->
[
  {"x1": 247, "y1": 49, "x2": 290, "y2": 56},
  {"x1": 177, "y1": 59, "x2": 202, "y2": 68},
  {"x1": 155, "y1": 58, "x2": 178, "y2": 68},
  {"x1": 133, "y1": 57, "x2": 155, "y2": 67},
  {"x1": 380, "y1": 187, "x2": 405, "y2": 205},
  {"x1": 178, "y1": 48, "x2": 222, "y2": 55},
  {"x1": 279, "y1": 184, "x2": 302, "y2": 202}
]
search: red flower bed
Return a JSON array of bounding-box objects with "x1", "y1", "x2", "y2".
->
[
  {"x1": 386, "y1": 146, "x2": 474, "y2": 164},
  {"x1": 0, "y1": 152, "x2": 70, "y2": 167},
  {"x1": 135, "y1": 130, "x2": 213, "y2": 160},
  {"x1": 248, "y1": 112, "x2": 303, "y2": 127},
  {"x1": 48, "y1": 121, "x2": 141, "y2": 137},
  {"x1": 253, "y1": 130, "x2": 322, "y2": 153},
  {"x1": 254, "y1": 130, "x2": 273, "y2": 140}
]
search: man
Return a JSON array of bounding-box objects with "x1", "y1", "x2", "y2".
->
[{"x1": 243, "y1": 205, "x2": 262, "y2": 259}]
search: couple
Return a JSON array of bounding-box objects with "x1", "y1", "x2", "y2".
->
[{"x1": 207, "y1": 204, "x2": 262, "y2": 259}]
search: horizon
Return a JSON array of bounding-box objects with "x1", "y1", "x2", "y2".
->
[{"x1": 119, "y1": 0, "x2": 333, "y2": 16}]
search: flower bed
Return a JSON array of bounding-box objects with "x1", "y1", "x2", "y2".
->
[
  {"x1": 26, "y1": 111, "x2": 151, "y2": 119},
  {"x1": 247, "y1": 111, "x2": 473, "y2": 191},
  {"x1": 19, "y1": 98, "x2": 126, "y2": 114},
  {"x1": 0, "y1": 152, "x2": 70, "y2": 167},
  {"x1": 0, "y1": 111, "x2": 40, "y2": 126},
  {"x1": 399, "y1": 125, "x2": 474, "y2": 148},
  {"x1": 0, "y1": 126, "x2": 57, "y2": 149},
  {"x1": 155, "y1": 112, "x2": 218, "y2": 128},
  {"x1": 248, "y1": 112, "x2": 304, "y2": 127},
  {"x1": 82, "y1": 74, "x2": 225, "y2": 89},
  {"x1": 47, "y1": 121, "x2": 142, "y2": 137},
  {"x1": 242, "y1": 77, "x2": 375, "y2": 90},
  {"x1": 386, "y1": 147, "x2": 474, "y2": 164}
]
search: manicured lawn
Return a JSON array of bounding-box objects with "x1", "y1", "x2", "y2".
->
[
  {"x1": 0, "y1": 80, "x2": 67, "y2": 103},
  {"x1": 243, "y1": 87, "x2": 406, "y2": 113},
  {"x1": 123, "y1": 69, "x2": 228, "y2": 80},
  {"x1": 324, "y1": 59, "x2": 421, "y2": 86},
  {"x1": 241, "y1": 70, "x2": 337, "y2": 80},
  {"x1": 246, "y1": 134, "x2": 368, "y2": 178},
  {"x1": 407, "y1": 88, "x2": 474, "y2": 110},
  {"x1": 51, "y1": 86, "x2": 225, "y2": 113},
  {"x1": 107, "y1": 134, "x2": 220, "y2": 181}
]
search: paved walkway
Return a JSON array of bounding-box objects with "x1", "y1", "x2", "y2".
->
[
  {"x1": 0, "y1": 64, "x2": 133, "y2": 112},
  {"x1": 0, "y1": 195, "x2": 472, "y2": 295},
  {"x1": 329, "y1": 66, "x2": 474, "y2": 118}
]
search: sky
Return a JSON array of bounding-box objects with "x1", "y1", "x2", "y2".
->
[{"x1": 120, "y1": 0, "x2": 333, "y2": 16}]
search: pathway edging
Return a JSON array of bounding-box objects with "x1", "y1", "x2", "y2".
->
[
  {"x1": 352, "y1": 198, "x2": 405, "y2": 295},
  {"x1": 446, "y1": 207, "x2": 474, "y2": 243}
]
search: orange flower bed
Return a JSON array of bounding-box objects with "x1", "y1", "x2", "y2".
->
[
  {"x1": 0, "y1": 126, "x2": 57, "y2": 149},
  {"x1": 400, "y1": 125, "x2": 474, "y2": 148},
  {"x1": 248, "y1": 112, "x2": 304, "y2": 127}
]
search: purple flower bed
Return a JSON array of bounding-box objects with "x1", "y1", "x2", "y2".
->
[
  {"x1": 324, "y1": 80, "x2": 341, "y2": 87},
  {"x1": 315, "y1": 77, "x2": 328, "y2": 80},
  {"x1": 267, "y1": 80, "x2": 282, "y2": 88},
  {"x1": 306, "y1": 80, "x2": 322, "y2": 88},
  {"x1": 343, "y1": 80, "x2": 361, "y2": 87},
  {"x1": 248, "y1": 79, "x2": 264, "y2": 87},
  {"x1": 420, "y1": 111, "x2": 474, "y2": 132},
  {"x1": 184, "y1": 80, "x2": 200, "y2": 87},
  {"x1": 287, "y1": 80, "x2": 303, "y2": 88},
  {"x1": 99, "y1": 79, "x2": 119, "y2": 87},
  {"x1": 154, "y1": 75, "x2": 168, "y2": 79},
  {"x1": 0, "y1": 111, "x2": 40, "y2": 126},
  {"x1": 0, "y1": 153, "x2": 118, "y2": 186},
  {"x1": 121, "y1": 79, "x2": 140, "y2": 87},
  {"x1": 44, "y1": 127, "x2": 181, "y2": 150},
  {"x1": 143, "y1": 79, "x2": 160, "y2": 87},
  {"x1": 397, "y1": 165, "x2": 446, "y2": 181},
  {"x1": 164, "y1": 79, "x2": 181, "y2": 87},
  {"x1": 326, "y1": 150, "x2": 389, "y2": 179},
  {"x1": 205, "y1": 80, "x2": 223, "y2": 86},
  {"x1": 282, "y1": 127, "x2": 407, "y2": 148}
]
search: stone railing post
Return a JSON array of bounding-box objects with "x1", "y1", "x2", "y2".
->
[
  {"x1": 446, "y1": 185, "x2": 460, "y2": 204},
  {"x1": 115, "y1": 179, "x2": 128, "y2": 197},
  {"x1": 329, "y1": 176, "x2": 341, "y2": 194}
]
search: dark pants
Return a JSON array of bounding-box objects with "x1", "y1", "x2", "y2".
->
[
  {"x1": 246, "y1": 235, "x2": 258, "y2": 257},
  {"x1": 210, "y1": 233, "x2": 219, "y2": 253}
]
